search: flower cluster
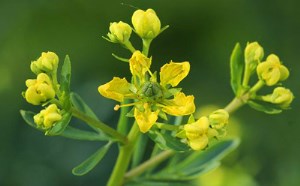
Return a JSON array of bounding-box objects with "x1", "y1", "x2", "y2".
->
[
  {"x1": 243, "y1": 42, "x2": 294, "y2": 109},
  {"x1": 98, "y1": 51, "x2": 195, "y2": 133},
  {"x1": 180, "y1": 109, "x2": 229, "y2": 150},
  {"x1": 23, "y1": 52, "x2": 63, "y2": 130}
]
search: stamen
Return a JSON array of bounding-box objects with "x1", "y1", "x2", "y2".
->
[{"x1": 114, "y1": 102, "x2": 140, "y2": 111}]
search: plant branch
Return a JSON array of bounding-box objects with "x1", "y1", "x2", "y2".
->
[{"x1": 71, "y1": 107, "x2": 127, "y2": 144}]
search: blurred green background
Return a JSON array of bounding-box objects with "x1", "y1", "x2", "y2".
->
[{"x1": 1, "y1": 0, "x2": 299, "y2": 185}]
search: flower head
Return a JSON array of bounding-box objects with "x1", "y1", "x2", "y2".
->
[
  {"x1": 25, "y1": 73, "x2": 55, "y2": 105},
  {"x1": 245, "y1": 42, "x2": 264, "y2": 73},
  {"x1": 30, "y1": 52, "x2": 59, "y2": 74},
  {"x1": 257, "y1": 54, "x2": 289, "y2": 86},
  {"x1": 34, "y1": 104, "x2": 62, "y2": 129},
  {"x1": 107, "y1": 21, "x2": 132, "y2": 43},
  {"x1": 262, "y1": 87, "x2": 294, "y2": 109},
  {"x1": 184, "y1": 117, "x2": 211, "y2": 150},
  {"x1": 132, "y1": 9, "x2": 161, "y2": 39},
  {"x1": 98, "y1": 52, "x2": 195, "y2": 133},
  {"x1": 208, "y1": 109, "x2": 229, "y2": 130}
]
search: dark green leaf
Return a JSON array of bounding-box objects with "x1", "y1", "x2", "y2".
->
[
  {"x1": 20, "y1": 110, "x2": 43, "y2": 131},
  {"x1": 46, "y1": 112, "x2": 72, "y2": 136},
  {"x1": 70, "y1": 92, "x2": 98, "y2": 120},
  {"x1": 60, "y1": 55, "x2": 71, "y2": 94},
  {"x1": 230, "y1": 43, "x2": 244, "y2": 95},
  {"x1": 72, "y1": 141, "x2": 112, "y2": 176},
  {"x1": 248, "y1": 100, "x2": 282, "y2": 114},
  {"x1": 61, "y1": 126, "x2": 109, "y2": 141},
  {"x1": 148, "y1": 129, "x2": 190, "y2": 152}
]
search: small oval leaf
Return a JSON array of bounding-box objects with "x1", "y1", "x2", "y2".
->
[
  {"x1": 230, "y1": 43, "x2": 244, "y2": 95},
  {"x1": 248, "y1": 100, "x2": 282, "y2": 114},
  {"x1": 72, "y1": 141, "x2": 112, "y2": 176}
]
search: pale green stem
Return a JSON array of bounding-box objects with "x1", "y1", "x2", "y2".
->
[
  {"x1": 223, "y1": 97, "x2": 246, "y2": 114},
  {"x1": 125, "y1": 150, "x2": 175, "y2": 180},
  {"x1": 107, "y1": 123, "x2": 140, "y2": 186},
  {"x1": 71, "y1": 107, "x2": 127, "y2": 144},
  {"x1": 142, "y1": 39, "x2": 152, "y2": 57},
  {"x1": 123, "y1": 41, "x2": 136, "y2": 53},
  {"x1": 249, "y1": 80, "x2": 265, "y2": 93}
]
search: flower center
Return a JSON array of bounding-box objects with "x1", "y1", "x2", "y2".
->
[{"x1": 139, "y1": 81, "x2": 163, "y2": 100}]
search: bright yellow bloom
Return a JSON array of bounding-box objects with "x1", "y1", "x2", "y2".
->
[
  {"x1": 184, "y1": 117, "x2": 210, "y2": 150},
  {"x1": 129, "y1": 51, "x2": 152, "y2": 83},
  {"x1": 98, "y1": 52, "x2": 195, "y2": 133},
  {"x1": 262, "y1": 87, "x2": 294, "y2": 109},
  {"x1": 257, "y1": 54, "x2": 289, "y2": 86},
  {"x1": 132, "y1": 9, "x2": 161, "y2": 39},
  {"x1": 31, "y1": 52, "x2": 59, "y2": 74},
  {"x1": 208, "y1": 109, "x2": 229, "y2": 130},
  {"x1": 34, "y1": 104, "x2": 62, "y2": 129},
  {"x1": 160, "y1": 61, "x2": 190, "y2": 87},
  {"x1": 162, "y1": 92, "x2": 195, "y2": 116},
  {"x1": 25, "y1": 73, "x2": 55, "y2": 105},
  {"x1": 98, "y1": 77, "x2": 131, "y2": 102},
  {"x1": 107, "y1": 21, "x2": 132, "y2": 43},
  {"x1": 134, "y1": 103, "x2": 159, "y2": 133}
]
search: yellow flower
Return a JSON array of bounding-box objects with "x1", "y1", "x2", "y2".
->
[
  {"x1": 208, "y1": 109, "x2": 229, "y2": 130},
  {"x1": 98, "y1": 77, "x2": 132, "y2": 102},
  {"x1": 184, "y1": 117, "x2": 210, "y2": 150},
  {"x1": 257, "y1": 54, "x2": 289, "y2": 86},
  {"x1": 129, "y1": 51, "x2": 151, "y2": 83},
  {"x1": 245, "y1": 42, "x2": 264, "y2": 64},
  {"x1": 162, "y1": 92, "x2": 195, "y2": 116},
  {"x1": 132, "y1": 9, "x2": 161, "y2": 39},
  {"x1": 34, "y1": 104, "x2": 62, "y2": 129},
  {"x1": 98, "y1": 52, "x2": 195, "y2": 133},
  {"x1": 262, "y1": 87, "x2": 294, "y2": 109},
  {"x1": 25, "y1": 73, "x2": 55, "y2": 105},
  {"x1": 107, "y1": 21, "x2": 132, "y2": 43},
  {"x1": 134, "y1": 103, "x2": 159, "y2": 133},
  {"x1": 160, "y1": 61, "x2": 190, "y2": 87},
  {"x1": 31, "y1": 52, "x2": 59, "y2": 74}
]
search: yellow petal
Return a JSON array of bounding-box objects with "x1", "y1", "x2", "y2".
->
[
  {"x1": 129, "y1": 51, "x2": 151, "y2": 82},
  {"x1": 162, "y1": 92, "x2": 195, "y2": 116},
  {"x1": 134, "y1": 103, "x2": 158, "y2": 133},
  {"x1": 98, "y1": 77, "x2": 131, "y2": 102},
  {"x1": 189, "y1": 135, "x2": 209, "y2": 150},
  {"x1": 184, "y1": 116, "x2": 209, "y2": 140},
  {"x1": 160, "y1": 61, "x2": 190, "y2": 87}
]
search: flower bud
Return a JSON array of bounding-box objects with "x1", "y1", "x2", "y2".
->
[
  {"x1": 132, "y1": 9, "x2": 161, "y2": 39},
  {"x1": 34, "y1": 104, "x2": 62, "y2": 129},
  {"x1": 30, "y1": 52, "x2": 59, "y2": 74},
  {"x1": 256, "y1": 54, "x2": 289, "y2": 86},
  {"x1": 184, "y1": 116, "x2": 209, "y2": 150},
  {"x1": 245, "y1": 42, "x2": 264, "y2": 72},
  {"x1": 25, "y1": 73, "x2": 55, "y2": 105},
  {"x1": 208, "y1": 109, "x2": 229, "y2": 129},
  {"x1": 262, "y1": 87, "x2": 294, "y2": 109},
  {"x1": 107, "y1": 21, "x2": 132, "y2": 43}
]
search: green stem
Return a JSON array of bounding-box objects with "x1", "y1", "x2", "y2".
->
[
  {"x1": 124, "y1": 41, "x2": 136, "y2": 53},
  {"x1": 155, "y1": 122, "x2": 180, "y2": 131},
  {"x1": 107, "y1": 123, "x2": 140, "y2": 186},
  {"x1": 223, "y1": 96, "x2": 246, "y2": 114},
  {"x1": 142, "y1": 39, "x2": 152, "y2": 57},
  {"x1": 242, "y1": 65, "x2": 251, "y2": 87},
  {"x1": 249, "y1": 80, "x2": 264, "y2": 93},
  {"x1": 125, "y1": 150, "x2": 174, "y2": 181},
  {"x1": 117, "y1": 100, "x2": 130, "y2": 135},
  {"x1": 71, "y1": 107, "x2": 127, "y2": 144}
]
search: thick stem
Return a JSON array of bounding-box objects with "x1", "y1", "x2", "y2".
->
[
  {"x1": 142, "y1": 39, "x2": 152, "y2": 57},
  {"x1": 107, "y1": 123, "x2": 140, "y2": 186},
  {"x1": 224, "y1": 97, "x2": 246, "y2": 114},
  {"x1": 125, "y1": 150, "x2": 174, "y2": 181},
  {"x1": 71, "y1": 107, "x2": 127, "y2": 144}
]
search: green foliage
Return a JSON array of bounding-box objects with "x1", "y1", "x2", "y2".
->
[
  {"x1": 72, "y1": 141, "x2": 113, "y2": 176},
  {"x1": 230, "y1": 43, "x2": 244, "y2": 96},
  {"x1": 61, "y1": 126, "x2": 109, "y2": 141},
  {"x1": 148, "y1": 129, "x2": 190, "y2": 152},
  {"x1": 247, "y1": 100, "x2": 282, "y2": 114}
]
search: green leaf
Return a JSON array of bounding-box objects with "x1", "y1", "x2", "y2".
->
[
  {"x1": 60, "y1": 55, "x2": 71, "y2": 94},
  {"x1": 61, "y1": 126, "x2": 109, "y2": 141},
  {"x1": 152, "y1": 139, "x2": 239, "y2": 181},
  {"x1": 46, "y1": 112, "x2": 72, "y2": 136},
  {"x1": 230, "y1": 43, "x2": 244, "y2": 95},
  {"x1": 148, "y1": 129, "x2": 190, "y2": 152},
  {"x1": 20, "y1": 110, "x2": 43, "y2": 131},
  {"x1": 248, "y1": 100, "x2": 282, "y2": 114},
  {"x1": 70, "y1": 92, "x2": 98, "y2": 120},
  {"x1": 72, "y1": 141, "x2": 112, "y2": 176}
]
